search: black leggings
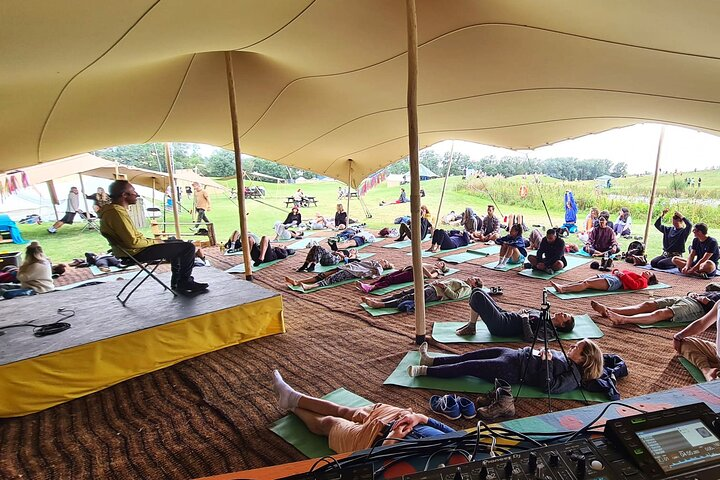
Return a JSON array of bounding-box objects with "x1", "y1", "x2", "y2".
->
[{"x1": 650, "y1": 254, "x2": 678, "y2": 270}]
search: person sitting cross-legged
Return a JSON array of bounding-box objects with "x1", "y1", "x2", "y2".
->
[
  {"x1": 270, "y1": 370, "x2": 455, "y2": 454},
  {"x1": 591, "y1": 292, "x2": 720, "y2": 326},
  {"x1": 454, "y1": 286, "x2": 575, "y2": 339},
  {"x1": 583, "y1": 216, "x2": 620, "y2": 257},
  {"x1": 526, "y1": 228, "x2": 566, "y2": 274},
  {"x1": 286, "y1": 259, "x2": 393, "y2": 291},
  {"x1": 494, "y1": 224, "x2": 526, "y2": 268},
  {"x1": 362, "y1": 277, "x2": 475, "y2": 310},
  {"x1": 673, "y1": 302, "x2": 720, "y2": 381},
  {"x1": 550, "y1": 269, "x2": 657, "y2": 294},
  {"x1": 672, "y1": 223, "x2": 719, "y2": 279},
  {"x1": 99, "y1": 180, "x2": 208, "y2": 294},
  {"x1": 650, "y1": 208, "x2": 692, "y2": 270}
]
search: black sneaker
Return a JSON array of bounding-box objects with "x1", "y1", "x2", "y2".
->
[{"x1": 176, "y1": 280, "x2": 209, "y2": 294}]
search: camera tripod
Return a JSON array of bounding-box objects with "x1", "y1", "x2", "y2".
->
[{"x1": 516, "y1": 289, "x2": 588, "y2": 411}]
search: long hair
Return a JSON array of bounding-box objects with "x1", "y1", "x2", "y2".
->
[
  {"x1": 578, "y1": 339, "x2": 604, "y2": 381},
  {"x1": 19, "y1": 241, "x2": 47, "y2": 275},
  {"x1": 462, "y1": 207, "x2": 477, "y2": 233}
]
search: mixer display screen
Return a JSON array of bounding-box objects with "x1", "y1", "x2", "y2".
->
[{"x1": 636, "y1": 419, "x2": 720, "y2": 474}]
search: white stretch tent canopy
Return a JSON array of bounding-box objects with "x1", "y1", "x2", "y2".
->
[{"x1": 1, "y1": 1, "x2": 720, "y2": 184}]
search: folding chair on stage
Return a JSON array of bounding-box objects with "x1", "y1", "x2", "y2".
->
[
  {"x1": 101, "y1": 233, "x2": 177, "y2": 306},
  {"x1": 78, "y1": 211, "x2": 101, "y2": 233}
]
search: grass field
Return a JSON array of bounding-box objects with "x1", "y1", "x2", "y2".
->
[{"x1": 2, "y1": 169, "x2": 719, "y2": 264}]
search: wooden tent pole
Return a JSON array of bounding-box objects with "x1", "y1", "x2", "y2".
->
[
  {"x1": 225, "y1": 51, "x2": 253, "y2": 280},
  {"x1": 435, "y1": 141, "x2": 455, "y2": 225},
  {"x1": 78, "y1": 173, "x2": 91, "y2": 214},
  {"x1": 152, "y1": 177, "x2": 156, "y2": 209},
  {"x1": 643, "y1": 126, "x2": 665, "y2": 246},
  {"x1": 346, "y1": 160, "x2": 352, "y2": 218},
  {"x1": 164, "y1": 143, "x2": 182, "y2": 238},
  {"x1": 47, "y1": 179, "x2": 59, "y2": 221},
  {"x1": 405, "y1": 0, "x2": 425, "y2": 345}
]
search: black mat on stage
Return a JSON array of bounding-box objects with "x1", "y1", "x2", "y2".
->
[{"x1": 0, "y1": 267, "x2": 279, "y2": 366}]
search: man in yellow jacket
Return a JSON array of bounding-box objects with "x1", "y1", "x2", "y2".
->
[
  {"x1": 192, "y1": 182, "x2": 211, "y2": 229},
  {"x1": 99, "y1": 180, "x2": 208, "y2": 294}
]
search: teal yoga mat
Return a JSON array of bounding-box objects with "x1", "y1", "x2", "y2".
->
[
  {"x1": 679, "y1": 357, "x2": 706, "y2": 383},
  {"x1": 481, "y1": 261, "x2": 523, "y2": 272},
  {"x1": 288, "y1": 269, "x2": 396, "y2": 293},
  {"x1": 441, "y1": 251, "x2": 488, "y2": 264},
  {"x1": 468, "y1": 245, "x2": 501, "y2": 256},
  {"x1": 225, "y1": 258, "x2": 285, "y2": 274},
  {"x1": 367, "y1": 268, "x2": 461, "y2": 295},
  {"x1": 88, "y1": 264, "x2": 137, "y2": 276},
  {"x1": 360, "y1": 295, "x2": 469, "y2": 317},
  {"x1": 637, "y1": 319, "x2": 691, "y2": 329},
  {"x1": 406, "y1": 245, "x2": 467, "y2": 257},
  {"x1": 310, "y1": 253, "x2": 376, "y2": 273},
  {"x1": 432, "y1": 314, "x2": 603, "y2": 343},
  {"x1": 517, "y1": 256, "x2": 592, "y2": 280},
  {"x1": 382, "y1": 236, "x2": 430, "y2": 249},
  {"x1": 269, "y1": 388, "x2": 373, "y2": 458},
  {"x1": 384, "y1": 351, "x2": 608, "y2": 402},
  {"x1": 546, "y1": 283, "x2": 671, "y2": 300}
]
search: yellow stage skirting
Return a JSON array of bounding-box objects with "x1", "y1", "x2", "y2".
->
[{"x1": 0, "y1": 296, "x2": 284, "y2": 417}]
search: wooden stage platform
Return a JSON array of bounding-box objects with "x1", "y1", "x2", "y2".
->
[{"x1": 0, "y1": 267, "x2": 284, "y2": 417}]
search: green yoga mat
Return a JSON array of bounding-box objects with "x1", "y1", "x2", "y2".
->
[
  {"x1": 481, "y1": 261, "x2": 523, "y2": 272},
  {"x1": 468, "y1": 245, "x2": 500, "y2": 256},
  {"x1": 441, "y1": 251, "x2": 488, "y2": 264},
  {"x1": 546, "y1": 283, "x2": 671, "y2": 300},
  {"x1": 368, "y1": 268, "x2": 461, "y2": 295},
  {"x1": 88, "y1": 264, "x2": 137, "y2": 276},
  {"x1": 385, "y1": 352, "x2": 608, "y2": 402},
  {"x1": 406, "y1": 245, "x2": 467, "y2": 257},
  {"x1": 269, "y1": 388, "x2": 373, "y2": 458},
  {"x1": 432, "y1": 314, "x2": 604, "y2": 343},
  {"x1": 361, "y1": 295, "x2": 469, "y2": 317},
  {"x1": 518, "y1": 256, "x2": 592, "y2": 280},
  {"x1": 637, "y1": 319, "x2": 691, "y2": 329},
  {"x1": 225, "y1": 258, "x2": 286, "y2": 274},
  {"x1": 679, "y1": 357, "x2": 706, "y2": 383},
  {"x1": 288, "y1": 269, "x2": 396, "y2": 293},
  {"x1": 286, "y1": 237, "x2": 322, "y2": 250},
  {"x1": 382, "y1": 237, "x2": 430, "y2": 249},
  {"x1": 310, "y1": 253, "x2": 376, "y2": 273}
]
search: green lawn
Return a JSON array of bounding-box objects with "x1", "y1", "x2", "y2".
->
[{"x1": 3, "y1": 173, "x2": 718, "y2": 264}]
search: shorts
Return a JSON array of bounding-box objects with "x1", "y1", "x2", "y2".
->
[
  {"x1": 654, "y1": 296, "x2": 705, "y2": 323},
  {"x1": 352, "y1": 236, "x2": 366, "y2": 247},
  {"x1": 60, "y1": 212, "x2": 77, "y2": 224},
  {"x1": 328, "y1": 403, "x2": 410, "y2": 453},
  {"x1": 599, "y1": 273, "x2": 622, "y2": 291},
  {"x1": 508, "y1": 254, "x2": 525, "y2": 265},
  {"x1": 689, "y1": 259, "x2": 718, "y2": 276}
]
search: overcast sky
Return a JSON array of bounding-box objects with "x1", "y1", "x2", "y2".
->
[{"x1": 431, "y1": 124, "x2": 720, "y2": 174}]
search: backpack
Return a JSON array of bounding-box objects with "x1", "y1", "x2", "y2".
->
[{"x1": 624, "y1": 241, "x2": 646, "y2": 265}]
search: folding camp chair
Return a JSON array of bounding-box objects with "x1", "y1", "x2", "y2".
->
[
  {"x1": 101, "y1": 233, "x2": 177, "y2": 306},
  {"x1": 78, "y1": 211, "x2": 101, "y2": 233}
]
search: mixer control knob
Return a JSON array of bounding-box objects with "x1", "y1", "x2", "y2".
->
[
  {"x1": 478, "y1": 464, "x2": 488, "y2": 480},
  {"x1": 528, "y1": 452, "x2": 537, "y2": 473},
  {"x1": 504, "y1": 459, "x2": 513, "y2": 479},
  {"x1": 575, "y1": 455, "x2": 586, "y2": 479},
  {"x1": 549, "y1": 453, "x2": 559, "y2": 467}
]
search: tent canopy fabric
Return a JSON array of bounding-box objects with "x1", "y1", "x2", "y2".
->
[{"x1": 2, "y1": 1, "x2": 720, "y2": 185}]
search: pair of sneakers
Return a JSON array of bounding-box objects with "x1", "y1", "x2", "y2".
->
[{"x1": 429, "y1": 394, "x2": 476, "y2": 420}]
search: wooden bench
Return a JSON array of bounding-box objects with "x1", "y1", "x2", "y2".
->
[{"x1": 284, "y1": 196, "x2": 318, "y2": 208}]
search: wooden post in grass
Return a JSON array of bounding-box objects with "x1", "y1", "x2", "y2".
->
[
  {"x1": 164, "y1": 143, "x2": 182, "y2": 239},
  {"x1": 406, "y1": 0, "x2": 425, "y2": 345},
  {"x1": 225, "y1": 51, "x2": 253, "y2": 280},
  {"x1": 347, "y1": 159, "x2": 353, "y2": 219},
  {"x1": 644, "y1": 126, "x2": 665, "y2": 246}
]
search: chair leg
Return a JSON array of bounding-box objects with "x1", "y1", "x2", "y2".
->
[{"x1": 116, "y1": 261, "x2": 177, "y2": 306}]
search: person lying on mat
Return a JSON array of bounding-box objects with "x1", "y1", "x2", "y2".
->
[
  {"x1": 651, "y1": 209, "x2": 692, "y2": 270},
  {"x1": 407, "y1": 339, "x2": 604, "y2": 394},
  {"x1": 471, "y1": 205, "x2": 501, "y2": 242},
  {"x1": 583, "y1": 216, "x2": 620, "y2": 257},
  {"x1": 100, "y1": 180, "x2": 208, "y2": 294},
  {"x1": 309, "y1": 214, "x2": 329, "y2": 230},
  {"x1": 273, "y1": 221, "x2": 304, "y2": 241},
  {"x1": 427, "y1": 229, "x2": 471, "y2": 253},
  {"x1": 247, "y1": 235, "x2": 294, "y2": 267},
  {"x1": 395, "y1": 205, "x2": 433, "y2": 241},
  {"x1": 283, "y1": 206, "x2": 302, "y2": 227},
  {"x1": 454, "y1": 287, "x2": 575, "y2": 339},
  {"x1": 271, "y1": 370, "x2": 455, "y2": 454},
  {"x1": 357, "y1": 261, "x2": 449, "y2": 293},
  {"x1": 295, "y1": 245, "x2": 358, "y2": 272},
  {"x1": 591, "y1": 292, "x2": 720, "y2": 326},
  {"x1": 671, "y1": 223, "x2": 719, "y2": 279},
  {"x1": 328, "y1": 229, "x2": 375, "y2": 250},
  {"x1": 286, "y1": 259, "x2": 394, "y2": 291},
  {"x1": 673, "y1": 303, "x2": 720, "y2": 381},
  {"x1": 526, "y1": 228, "x2": 566, "y2": 274},
  {"x1": 361, "y1": 277, "x2": 475, "y2": 309},
  {"x1": 494, "y1": 224, "x2": 526, "y2": 269},
  {"x1": 550, "y1": 269, "x2": 657, "y2": 294}
]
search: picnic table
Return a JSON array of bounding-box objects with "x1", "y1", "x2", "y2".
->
[{"x1": 285, "y1": 196, "x2": 318, "y2": 207}]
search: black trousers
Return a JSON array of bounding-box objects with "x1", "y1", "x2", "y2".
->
[{"x1": 134, "y1": 240, "x2": 196, "y2": 286}]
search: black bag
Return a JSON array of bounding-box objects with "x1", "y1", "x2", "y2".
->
[{"x1": 624, "y1": 241, "x2": 646, "y2": 265}]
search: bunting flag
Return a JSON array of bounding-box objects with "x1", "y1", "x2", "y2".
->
[{"x1": 358, "y1": 170, "x2": 388, "y2": 196}]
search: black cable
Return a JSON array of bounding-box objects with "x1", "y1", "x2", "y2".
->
[{"x1": 0, "y1": 308, "x2": 74, "y2": 337}]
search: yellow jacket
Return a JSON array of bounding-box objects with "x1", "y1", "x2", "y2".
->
[
  {"x1": 99, "y1": 204, "x2": 155, "y2": 256},
  {"x1": 194, "y1": 189, "x2": 210, "y2": 210}
]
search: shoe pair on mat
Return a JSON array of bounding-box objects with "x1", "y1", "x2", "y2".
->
[
  {"x1": 429, "y1": 394, "x2": 476, "y2": 420},
  {"x1": 430, "y1": 379, "x2": 515, "y2": 422}
]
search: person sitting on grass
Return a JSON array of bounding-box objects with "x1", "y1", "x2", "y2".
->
[
  {"x1": 283, "y1": 206, "x2": 302, "y2": 227},
  {"x1": 247, "y1": 235, "x2": 295, "y2": 267},
  {"x1": 494, "y1": 224, "x2": 526, "y2": 269},
  {"x1": 673, "y1": 303, "x2": 720, "y2": 382},
  {"x1": 271, "y1": 370, "x2": 455, "y2": 454},
  {"x1": 526, "y1": 228, "x2": 566, "y2": 274},
  {"x1": 471, "y1": 205, "x2": 501, "y2": 242},
  {"x1": 273, "y1": 221, "x2": 304, "y2": 241},
  {"x1": 334, "y1": 204, "x2": 348, "y2": 230},
  {"x1": 454, "y1": 287, "x2": 575, "y2": 339},
  {"x1": 427, "y1": 229, "x2": 471, "y2": 253},
  {"x1": 295, "y1": 244, "x2": 358, "y2": 272},
  {"x1": 407, "y1": 339, "x2": 604, "y2": 395},
  {"x1": 583, "y1": 216, "x2": 620, "y2": 257},
  {"x1": 550, "y1": 269, "x2": 657, "y2": 294},
  {"x1": 361, "y1": 277, "x2": 476, "y2": 310},
  {"x1": 286, "y1": 259, "x2": 393, "y2": 291},
  {"x1": 613, "y1": 207, "x2": 632, "y2": 237},
  {"x1": 328, "y1": 230, "x2": 375, "y2": 250},
  {"x1": 357, "y1": 261, "x2": 449, "y2": 293},
  {"x1": 650, "y1": 209, "x2": 692, "y2": 270},
  {"x1": 395, "y1": 205, "x2": 433, "y2": 242},
  {"x1": 671, "y1": 223, "x2": 719, "y2": 279},
  {"x1": 590, "y1": 292, "x2": 720, "y2": 326},
  {"x1": 309, "y1": 214, "x2": 330, "y2": 230}
]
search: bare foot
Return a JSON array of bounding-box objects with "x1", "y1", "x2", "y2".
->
[
  {"x1": 606, "y1": 310, "x2": 627, "y2": 326},
  {"x1": 703, "y1": 367, "x2": 720, "y2": 382},
  {"x1": 590, "y1": 300, "x2": 608, "y2": 317},
  {"x1": 550, "y1": 281, "x2": 564, "y2": 293},
  {"x1": 299, "y1": 283, "x2": 314, "y2": 291},
  {"x1": 363, "y1": 297, "x2": 384, "y2": 308},
  {"x1": 284, "y1": 276, "x2": 299, "y2": 286}
]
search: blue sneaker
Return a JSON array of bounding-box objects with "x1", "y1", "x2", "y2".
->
[
  {"x1": 458, "y1": 396, "x2": 476, "y2": 419},
  {"x1": 429, "y1": 394, "x2": 461, "y2": 420}
]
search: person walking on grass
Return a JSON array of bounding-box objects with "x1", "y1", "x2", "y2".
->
[
  {"x1": 192, "y1": 182, "x2": 211, "y2": 229},
  {"x1": 48, "y1": 187, "x2": 84, "y2": 233}
]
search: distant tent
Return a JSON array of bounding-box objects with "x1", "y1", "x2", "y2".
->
[
  {"x1": 403, "y1": 164, "x2": 439, "y2": 182},
  {"x1": 595, "y1": 175, "x2": 613, "y2": 188}
]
